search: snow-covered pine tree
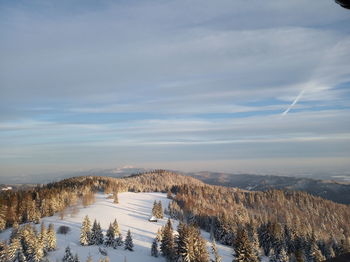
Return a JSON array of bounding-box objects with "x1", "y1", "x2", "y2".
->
[
  {"x1": 309, "y1": 240, "x2": 326, "y2": 262},
  {"x1": 0, "y1": 206, "x2": 6, "y2": 231},
  {"x1": 211, "y1": 238, "x2": 222, "y2": 262},
  {"x1": 17, "y1": 246, "x2": 27, "y2": 262},
  {"x1": 269, "y1": 248, "x2": 278, "y2": 262},
  {"x1": 32, "y1": 237, "x2": 44, "y2": 262},
  {"x1": 160, "y1": 219, "x2": 176, "y2": 261},
  {"x1": 90, "y1": 219, "x2": 99, "y2": 245},
  {"x1": 47, "y1": 223, "x2": 57, "y2": 251},
  {"x1": 8, "y1": 237, "x2": 20, "y2": 261},
  {"x1": 114, "y1": 232, "x2": 123, "y2": 248},
  {"x1": 112, "y1": 219, "x2": 120, "y2": 236},
  {"x1": 177, "y1": 223, "x2": 209, "y2": 262},
  {"x1": 105, "y1": 223, "x2": 115, "y2": 247},
  {"x1": 124, "y1": 230, "x2": 134, "y2": 251},
  {"x1": 278, "y1": 248, "x2": 289, "y2": 262},
  {"x1": 62, "y1": 246, "x2": 74, "y2": 262},
  {"x1": 96, "y1": 222, "x2": 104, "y2": 245},
  {"x1": 0, "y1": 241, "x2": 9, "y2": 262},
  {"x1": 151, "y1": 238, "x2": 159, "y2": 257},
  {"x1": 40, "y1": 222, "x2": 48, "y2": 254},
  {"x1": 152, "y1": 201, "x2": 158, "y2": 218},
  {"x1": 73, "y1": 253, "x2": 80, "y2": 262},
  {"x1": 80, "y1": 215, "x2": 91, "y2": 246},
  {"x1": 157, "y1": 201, "x2": 164, "y2": 219},
  {"x1": 234, "y1": 227, "x2": 259, "y2": 262}
]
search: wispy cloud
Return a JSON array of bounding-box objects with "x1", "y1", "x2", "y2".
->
[{"x1": 0, "y1": 0, "x2": 349, "y2": 177}]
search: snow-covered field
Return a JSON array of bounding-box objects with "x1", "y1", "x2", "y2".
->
[{"x1": 0, "y1": 192, "x2": 233, "y2": 262}]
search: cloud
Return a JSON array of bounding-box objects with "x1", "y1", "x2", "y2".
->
[{"x1": 0, "y1": 0, "x2": 350, "y2": 177}]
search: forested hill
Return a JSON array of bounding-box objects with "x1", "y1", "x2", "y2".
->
[
  {"x1": 1, "y1": 170, "x2": 350, "y2": 261},
  {"x1": 187, "y1": 171, "x2": 350, "y2": 205}
]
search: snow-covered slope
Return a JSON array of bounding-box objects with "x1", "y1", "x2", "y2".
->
[{"x1": 0, "y1": 192, "x2": 233, "y2": 262}]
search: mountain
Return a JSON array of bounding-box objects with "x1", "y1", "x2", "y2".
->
[
  {"x1": 0, "y1": 170, "x2": 349, "y2": 261},
  {"x1": 187, "y1": 171, "x2": 350, "y2": 205}
]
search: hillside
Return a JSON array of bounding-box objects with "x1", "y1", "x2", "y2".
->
[
  {"x1": 0, "y1": 192, "x2": 232, "y2": 262},
  {"x1": 188, "y1": 171, "x2": 350, "y2": 205},
  {"x1": 0, "y1": 171, "x2": 349, "y2": 261}
]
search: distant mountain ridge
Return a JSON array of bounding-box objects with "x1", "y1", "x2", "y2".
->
[{"x1": 187, "y1": 171, "x2": 350, "y2": 205}]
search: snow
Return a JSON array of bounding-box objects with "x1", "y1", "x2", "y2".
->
[{"x1": 0, "y1": 192, "x2": 233, "y2": 262}]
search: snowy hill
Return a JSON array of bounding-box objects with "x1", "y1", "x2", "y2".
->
[{"x1": 0, "y1": 192, "x2": 232, "y2": 262}]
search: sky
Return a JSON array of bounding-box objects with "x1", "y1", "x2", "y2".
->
[{"x1": 1, "y1": 0, "x2": 350, "y2": 181}]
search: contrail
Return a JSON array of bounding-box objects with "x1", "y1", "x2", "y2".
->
[
  {"x1": 281, "y1": 38, "x2": 348, "y2": 116},
  {"x1": 282, "y1": 88, "x2": 305, "y2": 116}
]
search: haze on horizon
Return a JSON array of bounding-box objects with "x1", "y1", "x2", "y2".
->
[{"x1": 1, "y1": 0, "x2": 350, "y2": 181}]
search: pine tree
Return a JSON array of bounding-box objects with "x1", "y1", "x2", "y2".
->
[
  {"x1": 73, "y1": 253, "x2": 80, "y2": 262},
  {"x1": 161, "y1": 219, "x2": 176, "y2": 261},
  {"x1": 62, "y1": 246, "x2": 74, "y2": 262},
  {"x1": 40, "y1": 222, "x2": 48, "y2": 254},
  {"x1": 157, "y1": 201, "x2": 164, "y2": 219},
  {"x1": 47, "y1": 223, "x2": 57, "y2": 251},
  {"x1": 278, "y1": 248, "x2": 289, "y2": 262},
  {"x1": 151, "y1": 238, "x2": 159, "y2": 257},
  {"x1": 80, "y1": 215, "x2": 91, "y2": 246},
  {"x1": 112, "y1": 219, "x2": 120, "y2": 236},
  {"x1": 17, "y1": 246, "x2": 27, "y2": 262},
  {"x1": 32, "y1": 237, "x2": 44, "y2": 262},
  {"x1": 211, "y1": 238, "x2": 222, "y2": 262},
  {"x1": 114, "y1": 233, "x2": 123, "y2": 248},
  {"x1": 152, "y1": 201, "x2": 158, "y2": 218},
  {"x1": 96, "y1": 222, "x2": 104, "y2": 245},
  {"x1": 310, "y1": 241, "x2": 325, "y2": 262},
  {"x1": 0, "y1": 241, "x2": 9, "y2": 262},
  {"x1": 105, "y1": 223, "x2": 115, "y2": 247},
  {"x1": 233, "y1": 227, "x2": 259, "y2": 262},
  {"x1": 269, "y1": 248, "x2": 278, "y2": 262},
  {"x1": 124, "y1": 230, "x2": 134, "y2": 251},
  {"x1": 90, "y1": 219, "x2": 99, "y2": 245},
  {"x1": 8, "y1": 237, "x2": 20, "y2": 261}
]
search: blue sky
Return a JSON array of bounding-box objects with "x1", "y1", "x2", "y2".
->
[{"x1": 0, "y1": 0, "x2": 350, "y2": 179}]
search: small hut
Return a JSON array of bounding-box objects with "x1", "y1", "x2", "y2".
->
[{"x1": 149, "y1": 216, "x2": 158, "y2": 222}]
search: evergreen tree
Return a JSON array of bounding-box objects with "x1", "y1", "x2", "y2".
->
[
  {"x1": 309, "y1": 241, "x2": 326, "y2": 262},
  {"x1": 8, "y1": 237, "x2": 20, "y2": 262},
  {"x1": 151, "y1": 238, "x2": 159, "y2": 257},
  {"x1": 90, "y1": 219, "x2": 98, "y2": 245},
  {"x1": 40, "y1": 222, "x2": 48, "y2": 254},
  {"x1": 0, "y1": 241, "x2": 9, "y2": 262},
  {"x1": 80, "y1": 216, "x2": 91, "y2": 246},
  {"x1": 96, "y1": 222, "x2": 104, "y2": 245},
  {"x1": 233, "y1": 227, "x2": 259, "y2": 262},
  {"x1": 161, "y1": 219, "x2": 176, "y2": 260},
  {"x1": 278, "y1": 248, "x2": 289, "y2": 262},
  {"x1": 157, "y1": 201, "x2": 164, "y2": 219},
  {"x1": 62, "y1": 246, "x2": 74, "y2": 262},
  {"x1": 269, "y1": 249, "x2": 278, "y2": 262},
  {"x1": 73, "y1": 253, "x2": 80, "y2": 262},
  {"x1": 17, "y1": 246, "x2": 27, "y2": 262},
  {"x1": 47, "y1": 223, "x2": 57, "y2": 251},
  {"x1": 112, "y1": 219, "x2": 120, "y2": 236},
  {"x1": 152, "y1": 201, "x2": 158, "y2": 218},
  {"x1": 114, "y1": 233, "x2": 123, "y2": 248},
  {"x1": 105, "y1": 223, "x2": 115, "y2": 247},
  {"x1": 124, "y1": 230, "x2": 134, "y2": 251},
  {"x1": 211, "y1": 238, "x2": 222, "y2": 262}
]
